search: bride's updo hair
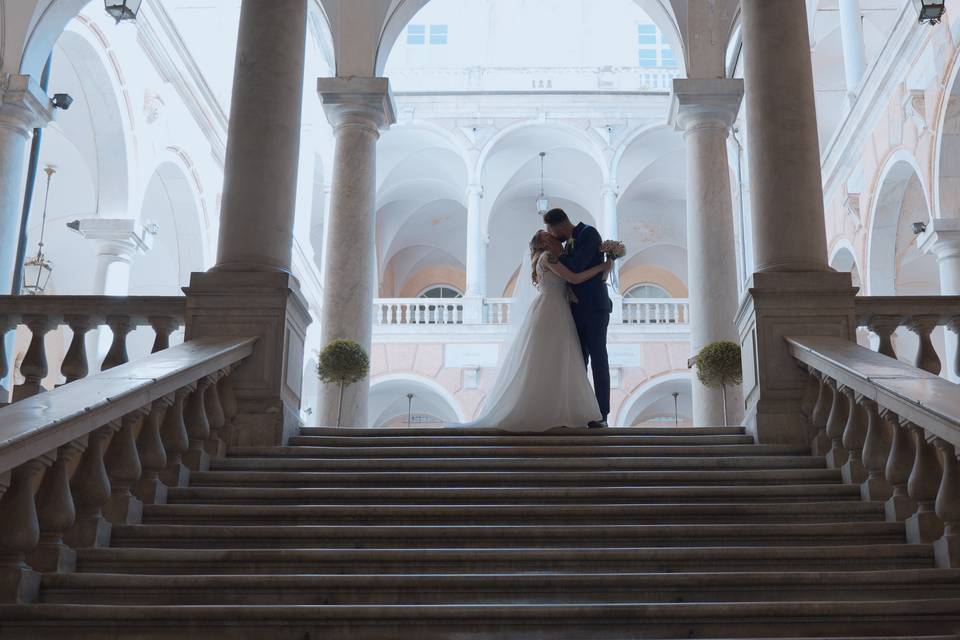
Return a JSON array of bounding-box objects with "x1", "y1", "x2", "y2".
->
[{"x1": 529, "y1": 231, "x2": 551, "y2": 285}]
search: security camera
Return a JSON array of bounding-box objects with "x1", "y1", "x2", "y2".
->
[
  {"x1": 912, "y1": 221, "x2": 928, "y2": 235},
  {"x1": 51, "y1": 93, "x2": 74, "y2": 110}
]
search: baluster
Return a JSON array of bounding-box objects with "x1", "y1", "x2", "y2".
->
[
  {"x1": 0, "y1": 457, "x2": 51, "y2": 603},
  {"x1": 134, "y1": 399, "x2": 172, "y2": 505},
  {"x1": 949, "y1": 317, "x2": 960, "y2": 379},
  {"x1": 908, "y1": 315, "x2": 942, "y2": 375},
  {"x1": 218, "y1": 369, "x2": 239, "y2": 446},
  {"x1": 883, "y1": 411, "x2": 916, "y2": 522},
  {"x1": 29, "y1": 438, "x2": 87, "y2": 573},
  {"x1": 60, "y1": 315, "x2": 92, "y2": 385},
  {"x1": 800, "y1": 367, "x2": 819, "y2": 420},
  {"x1": 824, "y1": 379, "x2": 849, "y2": 468},
  {"x1": 867, "y1": 317, "x2": 898, "y2": 359},
  {"x1": 148, "y1": 316, "x2": 177, "y2": 353},
  {"x1": 184, "y1": 377, "x2": 212, "y2": 472},
  {"x1": 904, "y1": 425, "x2": 944, "y2": 543},
  {"x1": 204, "y1": 373, "x2": 226, "y2": 457},
  {"x1": 13, "y1": 314, "x2": 54, "y2": 401},
  {"x1": 160, "y1": 385, "x2": 193, "y2": 488},
  {"x1": 860, "y1": 398, "x2": 892, "y2": 501},
  {"x1": 101, "y1": 315, "x2": 133, "y2": 371},
  {"x1": 933, "y1": 439, "x2": 960, "y2": 568},
  {"x1": 103, "y1": 409, "x2": 148, "y2": 525},
  {"x1": 840, "y1": 389, "x2": 867, "y2": 484},
  {"x1": 809, "y1": 373, "x2": 831, "y2": 456},
  {"x1": 64, "y1": 424, "x2": 116, "y2": 548}
]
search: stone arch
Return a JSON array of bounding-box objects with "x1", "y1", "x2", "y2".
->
[
  {"x1": 828, "y1": 238, "x2": 862, "y2": 291},
  {"x1": 369, "y1": 373, "x2": 466, "y2": 427},
  {"x1": 934, "y1": 51, "x2": 960, "y2": 220},
  {"x1": 616, "y1": 372, "x2": 692, "y2": 427}
]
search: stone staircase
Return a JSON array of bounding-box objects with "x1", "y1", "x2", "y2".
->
[{"x1": 3, "y1": 425, "x2": 960, "y2": 639}]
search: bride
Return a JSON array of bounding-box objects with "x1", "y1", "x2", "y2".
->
[{"x1": 453, "y1": 230, "x2": 612, "y2": 432}]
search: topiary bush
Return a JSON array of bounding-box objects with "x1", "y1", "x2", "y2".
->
[
  {"x1": 317, "y1": 339, "x2": 370, "y2": 428},
  {"x1": 693, "y1": 340, "x2": 743, "y2": 426}
]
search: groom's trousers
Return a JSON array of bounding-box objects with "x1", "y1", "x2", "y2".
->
[{"x1": 573, "y1": 309, "x2": 611, "y2": 420}]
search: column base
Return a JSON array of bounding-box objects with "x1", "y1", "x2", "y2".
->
[
  {"x1": 183, "y1": 446, "x2": 210, "y2": 473},
  {"x1": 935, "y1": 533, "x2": 960, "y2": 568},
  {"x1": 160, "y1": 462, "x2": 190, "y2": 488},
  {"x1": 860, "y1": 476, "x2": 892, "y2": 501},
  {"x1": 104, "y1": 492, "x2": 143, "y2": 525},
  {"x1": 905, "y1": 510, "x2": 944, "y2": 544},
  {"x1": 28, "y1": 540, "x2": 76, "y2": 574},
  {"x1": 841, "y1": 457, "x2": 867, "y2": 484},
  {"x1": 736, "y1": 271, "x2": 857, "y2": 444},
  {"x1": 184, "y1": 271, "x2": 310, "y2": 446},
  {"x1": 134, "y1": 476, "x2": 168, "y2": 505},
  {"x1": 884, "y1": 494, "x2": 916, "y2": 522},
  {"x1": 0, "y1": 563, "x2": 40, "y2": 604},
  {"x1": 64, "y1": 514, "x2": 112, "y2": 549}
]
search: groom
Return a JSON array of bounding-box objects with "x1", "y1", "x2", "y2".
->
[{"x1": 544, "y1": 208, "x2": 612, "y2": 428}]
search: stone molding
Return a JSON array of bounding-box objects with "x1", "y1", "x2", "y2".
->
[
  {"x1": 317, "y1": 77, "x2": 397, "y2": 136},
  {"x1": 919, "y1": 219, "x2": 960, "y2": 262},
  {"x1": 0, "y1": 74, "x2": 54, "y2": 138},
  {"x1": 68, "y1": 218, "x2": 159, "y2": 259},
  {"x1": 669, "y1": 78, "x2": 744, "y2": 134}
]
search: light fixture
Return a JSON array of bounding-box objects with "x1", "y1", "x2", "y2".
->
[
  {"x1": 912, "y1": 221, "x2": 928, "y2": 235},
  {"x1": 22, "y1": 166, "x2": 56, "y2": 295},
  {"x1": 51, "y1": 93, "x2": 74, "y2": 110},
  {"x1": 104, "y1": 0, "x2": 143, "y2": 24},
  {"x1": 536, "y1": 151, "x2": 549, "y2": 215},
  {"x1": 406, "y1": 393, "x2": 415, "y2": 428},
  {"x1": 917, "y1": 0, "x2": 946, "y2": 25},
  {"x1": 672, "y1": 392, "x2": 680, "y2": 428}
]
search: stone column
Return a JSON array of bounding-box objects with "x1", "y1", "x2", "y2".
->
[
  {"x1": 184, "y1": 0, "x2": 311, "y2": 446},
  {"x1": 465, "y1": 184, "x2": 485, "y2": 297},
  {"x1": 919, "y1": 219, "x2": 960, "y2": 382},
  {"x1": 317, "y1": 77, "x2": 396, "y2": 428},
  {"x1": 672, "y1": 78, "x2": 746, "y2": 427},
  {"x1": 0, "y1": 75, "x2": 53, "y2": 400},
  {"x1": 601, "y1": 182, "x2": 623, "y2": 322},
  {"x1": 736, "y1": 0, "x2": 857, "y2": 444},
  {"x1": 839, "y1": 0, "x2": 867, "y2": 104}
]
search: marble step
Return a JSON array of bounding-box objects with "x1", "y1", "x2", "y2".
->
[
  {"x1": 299, "y1": 426, "x2": 749, "y2": 437},
  {"x1": 211, "y1": 455, "x2": 827, "y2": 472},
  {"x1": 108, "y1": 521, "x2": 906, "y2": 549},
  {"x1": 76, "y1": 544, "x2": 935, "y2": 575},
  {"x1": 140, "y1": 501, "x2": 886, "y2": 526},
  {"x1": 227, "y1": 443, "x2": 811, "y2": 458},
  {"x1": 190, "y1": 468, "x2": 843, "y2": 488},
  {"x1": 3, "y1": 599, "x2": 959, "y2": 639},
  {"x1": 165, "y1": 483, "x2": 861, "y2": 505},
  {"x1": 287, "y1": 434, "x2": 758, "y2": 447},
  {"x1": 40, "y1": 569, "x2": 960, "y2": 606}
]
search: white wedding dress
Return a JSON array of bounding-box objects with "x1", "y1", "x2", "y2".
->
[{"x1": 454, "y1": 252, "x2": 602, "y2": 432}]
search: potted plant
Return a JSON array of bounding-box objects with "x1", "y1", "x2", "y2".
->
[
  {"x1": 316, "y1": 339, "x2": 370, "y2": 428},
  {"x1": 692, "y1": 340, "x2": 743, "y2": 427}
]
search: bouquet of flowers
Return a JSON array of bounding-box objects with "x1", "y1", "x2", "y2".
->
[{"x1": 600, "y1": 239, "x2": 626, "y2": 260}]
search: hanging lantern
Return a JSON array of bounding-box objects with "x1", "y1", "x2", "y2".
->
[
  {"x1": 104, "y1": 0, "x2": 143, "y2": 24},
  {"x1": 22, "y1": 166, "x2": 56, "y2": 295},
  {"x1": 917, "y1": 0, "x2": 946, "y2": 25},
  {"x1": 536, "y1": 152, "x2": 549, "y2": 215}
]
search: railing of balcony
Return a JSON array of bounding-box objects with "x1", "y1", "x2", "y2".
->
[
  {"x1": 621, "y1": 299, "x2": 689, "y2": 325},
  {"x1": 855, "y1": 296, "x2": 960, "y2": 376}
]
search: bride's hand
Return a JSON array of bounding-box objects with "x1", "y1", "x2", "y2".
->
[{"x1": 601, "y1": 259, "x2": 614, "y2": 272}]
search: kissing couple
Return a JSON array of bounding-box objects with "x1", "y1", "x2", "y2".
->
[{"x1": 452, "y1": 208, "x2": 614, "y2": 432}]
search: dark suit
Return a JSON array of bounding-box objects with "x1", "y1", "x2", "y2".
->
[{"x1": 559, "y1": 222, "x2": 612, "y2": 420}]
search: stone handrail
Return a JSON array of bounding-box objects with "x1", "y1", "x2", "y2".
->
[
  {"x1": 373, "y1": 298, "x2": 465, "y2": 325},
  {"x1": 622, "y1": 298, "x2": 690, "y2": 325},
  {"x1": 855, "y1": 296, "x2": 960, "y2": 376},
  {"x1": 0, "y1": 295, "x2": 187, "y2": 403},
  {"x1": 0, "y1": 336, "x2": 256, "y2": 602},
  {"x1": 787, "y1": 335, "x2": 960, "y2": 569}
]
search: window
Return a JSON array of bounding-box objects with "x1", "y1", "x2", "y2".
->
[
  {"x1": 417, "y1": 286, "x2": 463, "y2": 324},
  {"x1": 407, "y1": 24, "x2": 425, "y2": 45},
  {"x1": 419, "y1": 286, "x2": 462, "y2": 300},
  {"x1": 661, "y1": 45, "x2": 677, "y2": 68},
  {"x1": 637, "y1": 25, "x2": 657, "y2": 45},
  {"x1": 638, "y1": 49, "x2": 658, "y2": 68},
  {"x1": 625, "y1": 284, "x2": 670, "y2": 299},
  {"x1": 429, "y1": 24, "x2": 448, "y2": 45}
]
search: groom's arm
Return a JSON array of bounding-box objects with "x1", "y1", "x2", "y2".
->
[{"x1": 559, "y1": 226, "x2": 601, "y2": 273}]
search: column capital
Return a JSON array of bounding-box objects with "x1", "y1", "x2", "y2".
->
[
  {"x1": 466, "y1": 183, "x2": 484, "y2": 199},
  {"x1": 318, "y1": 77, "x2": 396, "y2": 135},
  {"x1": 670, "y1": 78, "x2": 744, "y2": 133},
  {"x1": 0, "y1": 74, "x2": 54, "y2": 137},
  {"x1": 601, "y1": 182, "x2": 619, "y2": 198},
  {"x1": 67, "y1": 218, "x2": 158, "y2": 259},
  {"x1": 919, "y1": 219, "x2": 960, "y2": 261}
]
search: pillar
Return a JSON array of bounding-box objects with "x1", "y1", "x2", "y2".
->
[
  {"x1": 184, "y1": 0, "x2": 311, "y2": 446},
  {"x1": 919, "y1": 219, "x2": 960, "y2": 382},
  {"x1": 0, "y1": 75, "x2": 53, "y2": 400},
  {"x1": 465, "y1": 184, "x2": 485, "y2": 297},
  {"x1": 839, "y1": 0, "x2": 867, "y2": 104},
  {"x1": 601, "y1": 182, "x2": 623, "y2": 322},
  {"x1": 317, "y1": 77, "x2": 396, "y2": 428},
  {"x1": 736, "y1": 0, "x2": 857, "y2": 444},
  {"x1": 672, "y1": 78, "x2": 746, "y2": 427}
]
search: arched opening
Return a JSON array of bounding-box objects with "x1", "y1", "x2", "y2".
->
[
  {"x1": 617, "y1": 374, "x2": 693, "y2": 427},
  {"x1": 369, "y1": 375, "x2": 465, "y2": 427}
]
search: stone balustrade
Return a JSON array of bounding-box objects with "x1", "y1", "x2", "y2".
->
[
  {"x1": 787, "y1": 335, "x2": 960, "y2": 569},
  {"x1": 0, "y1": 336, "x2": 256, "y2": 603},
  {"x1": 855, "y1": 296, "x2": 960, "y2": 376},
  {"x1": 622, "y1": 298, "x2": 690, "y2": 325},
  {"x1": 0, "y1": 296, "x2": 186, "y2": 403},
  {"x1": 373, "y1": 298, "x2": 465, "y2": 326}
]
